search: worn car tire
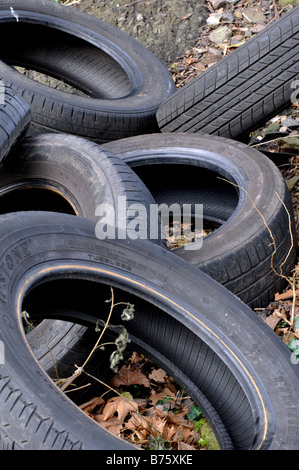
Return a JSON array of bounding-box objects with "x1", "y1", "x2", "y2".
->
[
  {"x1": 0, "y1": 212, "x2": 298, "y2": 450},
  {"x1": 103, "y1": 133, "x2": 297, "y2": 308},
  {"x1": 156, "y1": 7, "x2": 299, "y2": 142},
  {"x1": 0, "y1": 132, "x2": 163, "y2": 389},
  {"x1": 0, "y1": 132, "x2": 160, "y2": 236},
  {"x1": 0, "y1": 86, "x2": 30, "y2": 161},
  {"x1": 0, "y1": 0, "x2": 175, "y2": 143}
]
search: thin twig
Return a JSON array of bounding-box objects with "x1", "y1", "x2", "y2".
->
[
  {"x1": 218, "y1": 178, "x2": 296, "y2": 325},
  {"x1": 60, "y1": 287, "x2": 115, "y2": 392}
]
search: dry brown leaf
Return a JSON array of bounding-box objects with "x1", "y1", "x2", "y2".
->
[
  {"x1": 102, "y1": 394, "x2": 137, "y2": 423},
  {"x1": 94, "y1": 415, "x2": 123, "y2": 435},
  {"x1": 264, "y1": 310, "x2": 282, "y2": 330},
  {"x1": 182, "y1": 12, "x2": 193, "y2": 20},
  {"x1": 110, "y1": 365, "x2": 151, "y2": 388},
  {"x1": 250, "y1": 24, "x2": 266, "y2": 33},
  {"x1": 125, "y1": 411, "x2": 151, "y2": 431},
  {"x1": 125, "y1": 412, "x2": 152, "y2": 442},
  {"x1": 162, "y1": 423, "x2": 178, "y2": 442},
  {"x1": 165, "y1": 377, "x2": 179, "y2": 395},
  {"x1": 149, "y1": 387, "x2": 176, "y2": 405},
  {"x1": 166, "y1": 410, "x2": 193, "y2": 428},
  {"x1": 178, "y1": 441, "x2": 197, "y2": 450},
  {"x1": 79, "y1": 396, "x2": 105, "y2": 413},
  {"x1": 149, "y1": 368, "x2": 167, "y2": 383},
  {"x1": 128, "y1": 351, "x2": 144, "y2": 365},
  {"x1": 149, "y1": 410, "x2": 167, "y2": 435},
  {"x1": 275, "y1": 289, "x2": 299, "y2": 301},
  {"x1": 171, "y1": 424, "x2": 192, "y2": 443}
]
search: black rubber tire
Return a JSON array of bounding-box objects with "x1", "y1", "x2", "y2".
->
[
  {"x1": 156, "y1": 7, "x2": 299, "y2": 142},
  {"x1": 103, "y1": 133, "x2": 297, "y2": 308},
  {"x1": 0, "y1": 86, "x2": 30, "y2": 161},
  {"x1": 0, "y1": 132, "x2": 160, "y2": 238},
  {"x1": 0, "y1": 132, "x2": 163, "y2": 390},
  {"x1": 0, "y1": 212, "x2": 298, "y2": 450},
  {"x1": 0, "y1": 0, "x2": 175, "y2": 143}
]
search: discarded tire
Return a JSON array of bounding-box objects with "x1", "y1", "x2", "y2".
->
[
  {"x1": 104, "y1": 133, "x2": 297, "y2": 308},
  {"x1": 0, "y1": 86, "x2": 30, "y2": 161},
  {"x1": 156, "y1": 6, "x2": 299, "y2": 142},
  {"x1": 0, "y1": 132, "x2": 159, "y2": 237},
  {"x1": 0, "y1": 0, "x2": 175, "y2": 143},
  {"x1": 0, "y1": 132, "x2": 163, "y2": 385},
  {"x1": 1, "y1": 212, "x2": 298, "y2": 450}
]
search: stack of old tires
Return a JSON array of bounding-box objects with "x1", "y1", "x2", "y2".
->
[{"x1": 0, "y1": 0, "x2": 298, "y2": 451}]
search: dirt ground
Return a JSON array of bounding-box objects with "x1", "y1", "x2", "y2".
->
[{"x1": 73, "y1": 0, "x2": 209, "y2": 67}]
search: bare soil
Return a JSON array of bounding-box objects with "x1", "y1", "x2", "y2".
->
[{"x1": 73, "y1": 0, "x2": 209, "y2": 67}]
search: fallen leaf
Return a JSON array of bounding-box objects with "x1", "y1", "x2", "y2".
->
[
  {"x1": 149, "y1": 387, "x2": 176, "y2": 405},
  {"x1": 102, "y1": 394, "x2": 137, "y2": 423},
  {"x1": 182, "y1": 12, "x2": 193, "y2": 20},
  {"x1": 275, "y1": 289, "x2": 299, "y2": 301},
  {"x1": 228, "y1": 41, "x2": 246, "y2": 49},
  {"x1": 148, "y1": 410, "x2": 167, "y2": 435},
  {"x1": 286, "y1": 175, "x2": 299, "y2": 192},
  {"x1": 79, "y1": 396, "x2": 105, "y2": 413},
  {"x1": 110, "y1": 365, "x2": 151, "y2": 388},
  {"x1": 201, "y1": 51, "x2": 222, "y2": 65},
  {"x1": 171, "y1": 424, "x2": 192, "y2": 443},
  {"x1": 178, "y1": 441, "x2": 197, "y2": 450},
  {"x1": 166, "y1": 410, "x2": 193, "y2": 428},
  {"x1": 125, "y1": 412, "x2": 152, "y2": 442},
  {"x1": 94, "y1": 415, "x2": 123, "y2": 435},
  {"x1": 250, "y1": 24, "x2": 266, "y2": 33},
  {"x1": 264, "y1": 310, "x2": 282, "y2": 330},
  {"x1": 163, "y1": 423, "x2": 178, "y2": 442},
  {"x1": 129, "y1": 351, "x2": 144, "y2": 365},
  {"x1": 242, "y1": 9, "x2": 266, "y2": 24},
  {"x1": 149, "y1": 368, "x2": 167, "y2": 383}
]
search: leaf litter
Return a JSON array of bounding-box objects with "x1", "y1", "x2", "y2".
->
[
  {"x1": 169, "y1": 0, "x2": 295, "y2": 89},
  {"x1": 34, "y1": 288, "x2": 220, "y2": 450},
  {"x1": 79, "y1": 351, "x2": 219, "y2": 450}
]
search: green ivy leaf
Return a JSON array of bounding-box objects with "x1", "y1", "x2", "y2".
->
[
  {"x1": 185, "y1": 405, "x2": 202, "y2": 421},
  {"x1": 287, "y1": 337, "x2": 299, "y2": 359}
]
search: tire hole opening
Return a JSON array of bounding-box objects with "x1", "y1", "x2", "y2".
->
[
  {"x1": 23, "y1": 277, "x2": 258, "y2": 450},
  {"x1": 0, "y1": 187, "x2": 76, "y2": 214},
  {"x1": 0, "y1": 23, "x2": 132, "y2": 99},
  {"x1": 131, "y1": 163, "x2": 239, "y2": 247}
]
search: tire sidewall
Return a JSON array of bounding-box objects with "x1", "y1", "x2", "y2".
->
[{"x1": 0, "y1": 213, "x2": 298, "y2": 450}]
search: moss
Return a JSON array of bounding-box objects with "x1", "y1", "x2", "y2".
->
[
  {"x1": 200, "y1": 421, "x2": 220, "y2": 450},
  {"x1": 278, "y1": 0, "x2": 299, "y2": 6}
]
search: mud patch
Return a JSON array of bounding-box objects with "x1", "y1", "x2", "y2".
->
[{"x1": 74, "y1": 0, "x2": 208, "y2": 66}]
